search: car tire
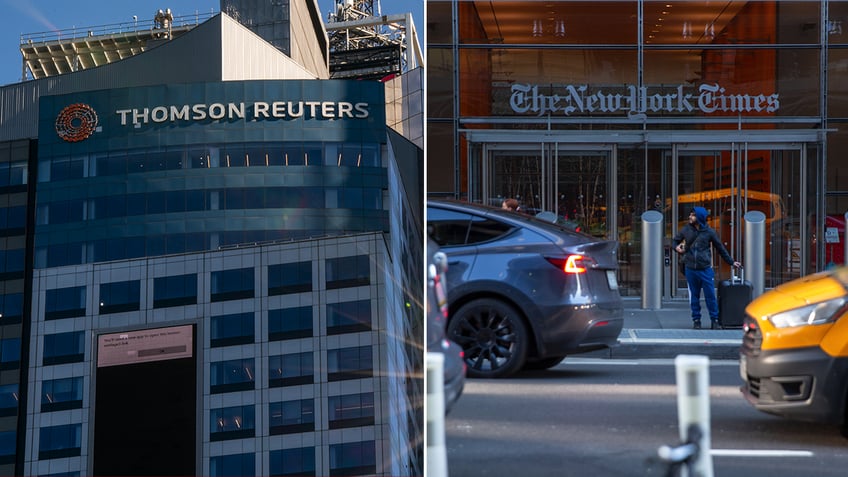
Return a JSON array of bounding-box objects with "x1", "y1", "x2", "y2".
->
[
  {"x1": 523, "y1": 355, "x2": 566, "y2": 370},
  {"x1": 448, "y1": 298, "x2": 528, "y2": 379}
]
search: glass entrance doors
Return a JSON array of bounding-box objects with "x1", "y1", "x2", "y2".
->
[
  {"x1": 670, "y1": 143, "x2": 804, "y2": 296},
  {"x1": 466, "y1": 134, "x2": 814, "y2": 298},
  {"x1": 482, "y1": 143, "x2": 613, "y2": 238}
]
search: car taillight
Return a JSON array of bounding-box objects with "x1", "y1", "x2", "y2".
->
[{"x1": 546, "y1": 255, "x2": 596, "y2": 274}]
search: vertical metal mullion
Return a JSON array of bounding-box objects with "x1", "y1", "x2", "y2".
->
[
  {"x1": 800, "y1": 145, "x2": 808, "y2": 273},
  {"x1": 554, "y1": 142, "x2": 559, "y2": 216},
  {"x1": 609, "y1": 145, "x2": 618, "y2": 241}
]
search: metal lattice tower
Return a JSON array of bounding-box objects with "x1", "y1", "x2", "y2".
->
[{"x1": 325, "y1": 0, "x2": 422, "y2": 80}]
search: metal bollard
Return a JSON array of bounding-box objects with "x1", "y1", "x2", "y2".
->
[
  {"x1": 426, "y1": 352, "x2": 448, "y2": 477},
  {"x1": 674, "y1": 354, "x2": 713, "y2": 477},
  {"x1": 744, "y1": 211, "x2": 766, "y2": 298},
  {"x1": 641, "y1": 210, "x2": 664, "y2": 309}
]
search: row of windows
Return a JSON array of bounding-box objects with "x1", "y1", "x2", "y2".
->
[
  {"x1": 8, "y1": 424, "x2": 374, "y2": 476},
  {"x1": 210, "y1": 347, "x2": 373, "y2": 393},
  {"x1": 211, "y1": 392, "x2": 374, "y2": 440},
  {"x1": 43, "y1": 256, "x2": 370, "y2": 319},
  {"x1": 39, "y1": 228, "x2": 388, "y2": 269},
  {"x1": 38, "y1": 343, "x2": 373, "y2": 389},
  {"x1": 208, "y1": 442, "x2": 375, "y2": 477},
  {"x1": 38, "y1": 186, "x2": 383, "y2": 225},
  {"x1": 40, "y1": 142, "x2": 381, "y2": 183}
]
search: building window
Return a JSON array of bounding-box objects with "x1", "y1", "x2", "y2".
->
[
  {"x1": 328, "y1": 392, "x2": 375, "y2": 429},
  {"x1": 209, "y1": 453, "x2": 254, "y2": 477},
  {"x1": 269, "y1": 447, "x2": 315, "y2": 477},
  {"x1": 45, "y1": 286, "x2": 86, "y2": 320},
  {"x1": 0, "y1": 205, "x2": 25, "y2": 235},
  {"x1": 0, "y1": 293, "x2": 22, "y2": 324},
  {"x1": 210, "y1": 405, "x2": 255, "y2": 441},
  {"x1": 327, "y1": 346, "x2": 372, "y2": 382},
  {"x1": 43, "y1": 331, "x2": 84, "y2": 365},
  {"x1": 41, "y1": 377, "x2": 83, "y2": 413},
  {"x1": 0, "y1": 384, "x2": 17, "y2": 417},
  {"x1": 325, "y1": 255, "x2": 370, "y2": 289},
  {"x1": 0, "y1": 338, "x2": 20, "y2": 370},
  {"x1": 0, "y1": 431, "x2": 14, "y2": 465},
  {"x1": 0, "y1": 248, "x2": 25, "y2": 279},
  {"x1": 326, "y1": 300, "x2": 371, "y2": 335},
  {"x1": 210, "y1": 312, "x2": 254, "y2": 347},
  {"x1": 268, "y1": 261, "x2": 312, "y2": 295},
  {"x1": 153, "y1": 274, "x2": 197, "y2": 308},
  {"x1": 211, "y1": 268, "x2": 254, "y2": 302},
  {"x1": 329, "y1": 441, "x2": 376, "y2": 476},
  {"x1": 38, "y1": 424, "x2": 81, "y2": 460},
  {"x1": 210, "y1": 358, "x2": 255, "y2": 394},
  {"x1": 99, "y1": 280, "x2": 140, "y2": 314},
  {"x1": 269, "y1": 399, "x2": 314, "y2": 435},
  {"x1": 268, "y1": 306, "x2": 313, "y2": 341},
  {"x1": 268, "y1": 352, "x2": 313, "y2": 387}
]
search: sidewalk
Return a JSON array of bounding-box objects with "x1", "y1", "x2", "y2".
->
[{"x1": 582, "y1": 297, "x2": 744, "y2": 360}]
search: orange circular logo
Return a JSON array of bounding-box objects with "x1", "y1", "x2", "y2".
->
[{"x1": 55, "y1": 103, "x2": 98, "y2": 142}]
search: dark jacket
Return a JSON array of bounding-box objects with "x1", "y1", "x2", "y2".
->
[{"x1": 672, "y1": 207, "x2": 736, "y2": 270}]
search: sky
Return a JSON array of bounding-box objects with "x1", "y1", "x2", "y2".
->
[{"x1": 0, "y1": 0, "x2": 424, "y2": 87}]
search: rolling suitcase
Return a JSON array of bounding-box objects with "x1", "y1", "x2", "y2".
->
[{"x1": 718, "y1": 268, "x2": 752, "y2": 329}]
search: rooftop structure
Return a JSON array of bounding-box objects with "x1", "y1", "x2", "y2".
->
[
  {"x1": 325, "y1": 0, "x2": 422, "y2": 80},
  {"x1": 19, "y1": 11, "x2": 216, "y2": 81}
]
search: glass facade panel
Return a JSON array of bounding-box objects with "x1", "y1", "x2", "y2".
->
[
  {"x1": 153, "y1": 274, "x2": 197, "y2": 308},
  {"x1": 269, "y1": 399, "x2": 315, "y2": 434},
  {"x1": 329, "y1": 441, "x2": 376, "y2": 477},
  {"x1": 0, "y1": 293, "x2": 23, "y2": 324},
  {"x1": 327, "y1": 300, "x2": 371, "y2": 335},
  {"x1": 99, "y1": 280, "x2": 140, "y2": 314},
  {"x1": 41, "y1": 377, "x2": 83, "y2": 412},
  {"x1": 210, "y1": 312, "x2": 255, "y2": 347},
  {"x1": 325, "y1": 255, "x2": 370, "y2": 289},
  {"x1": 45, "y1": 286, "x2": 86, "y2": 320},
  {"x1": 43, "y1": 331, "x2": 84, "y2": 366},
  {"x1": 269, "y1": 447, "x2": 316, "y2": 477},
  {"x1": 39, "y1": 424, "x2": 82, "y2": 460},
  {"x1": 0, "y1": 383, "x2": 18, "y2": 417},
  {"x1": 211, "y1": 268, "x2": 255, "y2": 302},
  {"x1": 269, "y1": 352, "x2": 313, "y2": 387},
  {"x1": 268, "y1": 306, "x2": 313, "y2": 341},
  {"x1": 328, "y1": 392, "x2": 375, "y2": 429},
  {"x1": 210, "y1": 358, "x2": 255, "y2": 393},
  {"x1": 209, "y1": 453, "x2": 254, "y2": 477},
  {"x1": 327, "y1": 346, "x2": 372, "y2": 382},
  {"x1": 210, "y1": 405, "x2": 255, "y2": 441},
  {"x1": 268, "y1": 261, "x2": 312, "y2": 295}
]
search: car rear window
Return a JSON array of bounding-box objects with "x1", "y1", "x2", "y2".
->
[{"x1": 428, "y1": 207, "x2": 513, "y2": 246}]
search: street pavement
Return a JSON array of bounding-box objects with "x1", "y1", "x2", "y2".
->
[{"x1": 583, "y1": 297, "x2": 744, "y2": 360}]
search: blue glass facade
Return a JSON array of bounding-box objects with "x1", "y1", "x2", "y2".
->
[{"x1": 35, "y1": 80, "x2": 389, "y2": 268}]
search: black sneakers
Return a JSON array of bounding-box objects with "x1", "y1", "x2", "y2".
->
[
  {"x1": 711, "y1": 321, "x2": 720, "y2": 330},
  {"x1": 693, "y1": 320, "x2": 702, "y2": 329}
]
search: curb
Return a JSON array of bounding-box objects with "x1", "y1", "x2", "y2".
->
[{"x1": 580, "y1": 328, "x2": 744, "y2": 360}]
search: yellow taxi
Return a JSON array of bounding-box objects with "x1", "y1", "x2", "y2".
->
[{"x1": 740, "y1": 266, "x2": 848, "y2": 432}]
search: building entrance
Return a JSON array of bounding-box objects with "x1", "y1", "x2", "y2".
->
[{"x1": 464, "y1": 130, "x2": 819, "y2": 298}]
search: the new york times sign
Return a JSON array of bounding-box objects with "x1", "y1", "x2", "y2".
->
[{"x1": 508, "y1": 83, "x2": 779, "y2": 117}]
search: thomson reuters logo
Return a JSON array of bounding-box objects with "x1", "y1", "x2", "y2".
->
[{"x1": 55, "y1": 103, "x2": 98, "y2": 142}]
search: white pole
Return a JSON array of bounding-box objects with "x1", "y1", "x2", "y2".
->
[
  {"x1": 426, "y1": 352, "x2": 448, "y2": 477},
  {"x1": 674, "y1": 354, "x2": 714, "y2": 477}
]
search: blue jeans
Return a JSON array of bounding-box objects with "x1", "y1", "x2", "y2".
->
[{"x1": 685, "y1": 267, "x2": 718, "y2": 322}]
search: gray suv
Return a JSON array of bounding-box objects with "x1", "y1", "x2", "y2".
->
[{"x1": 428, "y1": 200, "x2": 624, "y2": 378}]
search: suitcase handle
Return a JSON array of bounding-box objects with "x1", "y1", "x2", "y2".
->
[{"x1": 731, "y1": 266, "x2": 744, "y2": 282}]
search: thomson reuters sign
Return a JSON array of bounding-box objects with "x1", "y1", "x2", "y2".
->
[{"x1": 54, "y1": 100, "x2": 372, "y2": 142}]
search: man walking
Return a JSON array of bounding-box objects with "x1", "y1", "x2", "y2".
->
[{"x1": 673, "y1": 206, "x2": 741, "y2": 329}]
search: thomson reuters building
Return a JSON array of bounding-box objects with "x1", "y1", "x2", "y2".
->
[{"x1": 0, "y1": 4, "x2": 424, "y2": 477}]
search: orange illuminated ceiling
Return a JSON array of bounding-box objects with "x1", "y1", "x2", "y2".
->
[{"x1": 470, "y1": 1, "x2": 748, "y2": 44}]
